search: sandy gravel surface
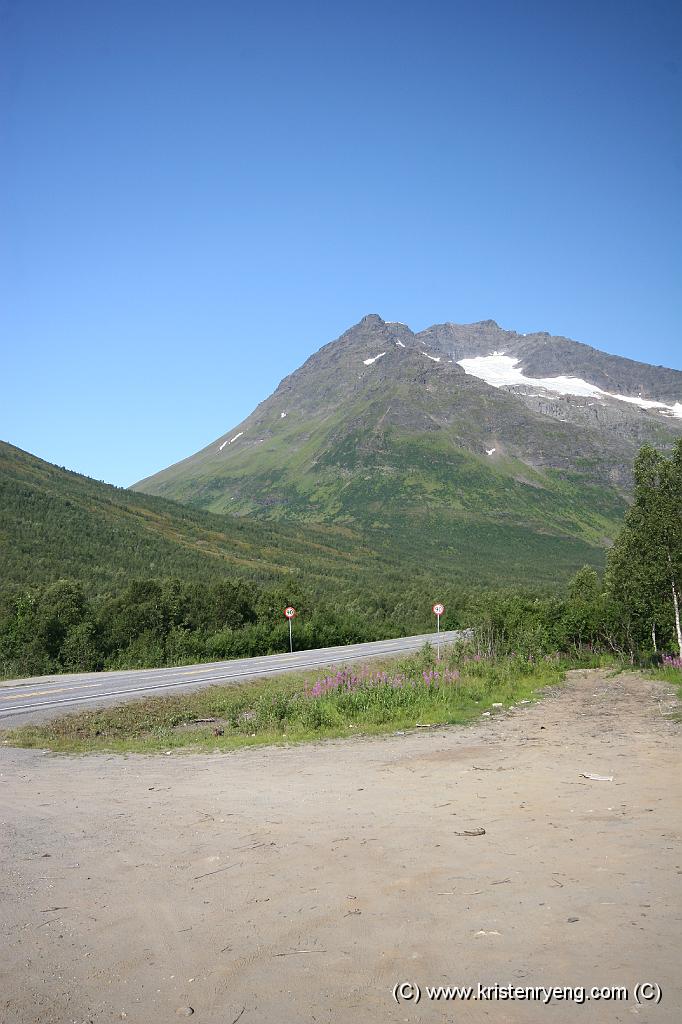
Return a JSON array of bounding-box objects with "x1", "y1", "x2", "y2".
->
[{"x1": 1, "y1": 669, "x2": 680, "y2": 1024}]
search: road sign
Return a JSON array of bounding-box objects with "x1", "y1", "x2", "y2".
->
[
  {"x1": 432, "y1": 602, "x2": 444, "y2": 659},
  {"x1": 284, "y1": 606, "x2": 296, "y2": 653}
]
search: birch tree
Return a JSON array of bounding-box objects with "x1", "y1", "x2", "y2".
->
[{"x1": 605, "y1": 440, "x2": 682, "y2": 657}]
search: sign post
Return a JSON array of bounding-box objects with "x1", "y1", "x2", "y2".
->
[
  {"x1": 432, "y1": 603, "x2": 444, "y2": 660},
  {"x1": 284, "y1": 606, "x2": 296, "y2": 653}
]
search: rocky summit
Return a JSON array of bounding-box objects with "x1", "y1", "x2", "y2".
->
[{"x1": 133, "y1": 316, "x2": 682, "y2": 585}]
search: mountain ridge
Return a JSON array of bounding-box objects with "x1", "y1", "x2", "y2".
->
[
  {"x1": 134, "y1": 313, "x2": 681, "y2": 497},
  {"x1": 131, "y1": 314, "x2": 682, "y2": 584},
  {"x1": 135, "y1": 314, "x2": 682, "y2": 496}
]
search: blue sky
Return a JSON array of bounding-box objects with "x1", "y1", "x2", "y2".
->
[{"x1": 2, "y1": 0, "x2": 681, "y2": 487}]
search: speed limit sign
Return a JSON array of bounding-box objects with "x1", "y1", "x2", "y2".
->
[
  {"x1": 432, "y1": 602, "x2": 444, "y2": 659},
  {"x1": 284, "y1": 606, "x2": 296, "y2": 653}
]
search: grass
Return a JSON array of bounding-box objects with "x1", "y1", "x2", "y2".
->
[
  {"x1": 2, "y1": 646, "x2": 567, "y2": 755},
  {"x1": 645, "y1": 659, "x2": 682, "y2": 720}
]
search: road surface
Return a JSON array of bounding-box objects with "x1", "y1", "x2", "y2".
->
[{"x1": 0, "y1": 630, "x2": 467, "y2": 726}]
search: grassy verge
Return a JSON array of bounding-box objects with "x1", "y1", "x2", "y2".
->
[
  {"x1": 645, "y1": 660, "x2": 682, "y2": 720},
  {"x1": 1, "y1": 645, "x2": 569, "y2": 755}
]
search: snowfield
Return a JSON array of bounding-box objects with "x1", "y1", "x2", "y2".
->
[{"x1": 458, "y1": 353, "x2": 682, "y2": 417}]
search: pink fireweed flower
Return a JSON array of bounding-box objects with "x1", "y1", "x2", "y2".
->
[{"x1": 305, "y1": 665, "x2": 462, "y2": 699}]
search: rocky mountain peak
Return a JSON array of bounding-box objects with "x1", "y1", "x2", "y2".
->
[{"x1": 133, "y1": 314, "x2": 681, "y2": 585}]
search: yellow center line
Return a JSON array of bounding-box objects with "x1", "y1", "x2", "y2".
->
[{"x1": 0, "y1": 681, "x2": 104, "y2": 701}]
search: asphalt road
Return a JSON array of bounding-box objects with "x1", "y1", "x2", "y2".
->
[{"x1": 0, "y1": 630, "x2": 468, "y2": 726}]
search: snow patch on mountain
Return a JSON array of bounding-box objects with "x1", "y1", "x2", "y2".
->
[
  {"x1": 216, "y1": 430, "x2": 242, "y2": 450},
  {"x1": 363, "y1": 352, "x2": 386, "y2": 365},
  {"x1": 424, "y1": 353, "x2": 441, "y2": 362},
  {"x1": 458, "y1": 353, "x2": 600, "y2": 395},
  {"x1": 458, "y1": 353, "x2": 682, "y2": 417}
]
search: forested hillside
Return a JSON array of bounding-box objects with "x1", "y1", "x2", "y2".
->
[{"x1": 0, "y1": 440, "x2": 393, "y2": 596}]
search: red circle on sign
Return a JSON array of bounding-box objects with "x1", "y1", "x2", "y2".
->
[
  {"x1": 284, "y1": 606, "x2": 296, "y2": 619},
  {"x1": 432, "y1": 603, "x2": 444, "y2": 616}
]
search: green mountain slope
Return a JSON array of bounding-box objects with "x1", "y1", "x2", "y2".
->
[
  {"x1": 0, "y1": 441, "x2": 392, "y2": 595},
  {"x1": 1, "y1": 437, "x2": 607, "y2": 595}
]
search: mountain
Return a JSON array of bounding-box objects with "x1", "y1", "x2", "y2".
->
[
  {"x1": 132, "y1": 316, "x2": 682, "y2": 584},
  {"x1": 0, "y1": 440, "x2": 394, "y2": 595}
]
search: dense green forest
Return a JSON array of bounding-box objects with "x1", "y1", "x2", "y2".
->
[
  {"x1": 0, "y1": 440, "x2": 398, "y2": 595},
  {"x1": 1, "y1": 440, "x2": 680, "y2": 679}
]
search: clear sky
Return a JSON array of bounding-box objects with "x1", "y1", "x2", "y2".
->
[{"x1": 2, "y1": 0, "x2": 681, "y2": 487}]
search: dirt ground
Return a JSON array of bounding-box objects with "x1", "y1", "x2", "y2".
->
[{"x1": 1, "y1": 669, "x2": 680, "y2": 1024}]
